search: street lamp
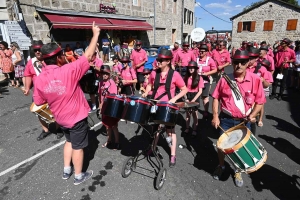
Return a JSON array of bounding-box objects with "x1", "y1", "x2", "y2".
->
[{"x1": 195, "y1": 17, "x2": 201, "y2": 28}]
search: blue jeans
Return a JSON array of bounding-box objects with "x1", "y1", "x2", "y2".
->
[{"x1": 219, "y1": 117, "x2": 251, "y2": 135}]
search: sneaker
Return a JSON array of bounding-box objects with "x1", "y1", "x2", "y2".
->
[
  {"x1": 62, "y1": 168, "x2": 73, "y2": 180},
  {"x1": 212, "y1": 165, "x2": 225, "y2": 180},
  {"x1": 139, "y1": 90, "x2": 142, "y2": 94},
  {"x1": 37, "y1": 131, "x2": 51, "y2": 141},
  {"x1": 74, "y1": 170, "x2": 93, "y2": 186},
  {"x1": 121, "y1": 119, "x2": 125, "y2": 122},
  {"x1": 269, "y1": 94, "x2": 275, "y2": 100},
  {"x1": 169, "y1": 156, "x2": 176, "y2": 168},
  {"x1": 234, "y1": 172, "x2": 244, "y2": 187},
  {"x1": 277, "y1": 96, "x2": 282, "y2": 101},
  {"x1": 130, "y1": 122, "x2": 135, "y2": 124}
]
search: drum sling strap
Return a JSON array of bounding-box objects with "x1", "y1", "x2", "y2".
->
[
  {"x1": 151, "y1": 69, "x2": 174, "y2": 100},
  {"x1": 253, "y1": 63, "x2": 262, "y2": 74}
]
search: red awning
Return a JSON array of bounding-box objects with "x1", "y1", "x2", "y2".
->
[
  {"x1": 43, "y1": 13, "x2": 152, "y2": 30},
  {"x1": 106, "y1": 18, "x2": 153, "y2": 30}
]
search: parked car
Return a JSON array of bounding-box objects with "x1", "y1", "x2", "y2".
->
[{"x1": 143, "y1": 45, "x2": 170, "y2": 70}]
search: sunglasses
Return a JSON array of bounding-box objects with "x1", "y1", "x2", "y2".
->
[
  {"x1": 200, "y1": 51, "x2": 206, "y2": 53},
  {"x1": 136, "y1": 44, "x2": 141, "y2": 46},
  {"x1": 156, "y1": 58, "x2": 169, "y2": 63},
  {"x1": 34, "y1": 49, "x2": 41, "y2": 52},
  {"x1": 233, "y1": 60, "x2": 249, "y2": 65},
  {"x1": 102, "y1": 72, "x2": 110, "y2": 75}
]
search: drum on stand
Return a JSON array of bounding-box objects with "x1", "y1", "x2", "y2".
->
[
  {"x1": 152, "y1": 101, "x2": 179, "y2": 126},
  {"x1": 217, "y1": 124, "x2": 267, "y2": 173},
  {"x1": 30, "y1": 102, "x2": 55, "y2": 124},
  {"x1": 101, "y1": 94, "x2": 125, "y2": 119},
  {"x1": 79, "y1": 66, "x2": 98, "y2": 94}
]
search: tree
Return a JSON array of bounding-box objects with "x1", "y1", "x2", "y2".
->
[{"x1": 243, "y1": 0, "x2": 299, "y2": 11}]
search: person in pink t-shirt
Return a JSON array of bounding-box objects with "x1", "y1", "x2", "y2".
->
[
  {"x1": 142, "y1": 49, "x2": 188, "y2": 167},
  {"x1": 259, "y1": 45, "x2": 275, "y2": 73},
  {"x1": 197, "y1": 44, "x2": 217, "y2": 119},
  {"x1": 238, "y1": 41, "x2": 248, "y2": 51},
  {"x1": 171, "y1": 42, "x2": 181, "y2": 68},
  {"x1": 213, "y1": 41, "x2": 231, "y2": 82},
  {"x1": 130, "y1": 40, "x2": 148, "y2": 94},
  {"x1": 173, "y1": 42, "x2": 196, "y2": 77},
  {"x1": 98, "y1": 65, "x2": 120, "y2": 150},
  {"x1": 33, "y1": 23, "x2": 101, "y2": 185},
  {"x1": 192, "y1": 42, "x2": 199, "y2": 58},
  {"x1": 247, "y1": 48, "x2": 273, "y2": 130},
  {"x1": 120, "y1": 56, "x2": 137, "y2": 96},
  {"x1": 183, "y1": 61, "x2": 204, "y2": 137},
  {"x1": 111, "y1": 55, "x2": 122, "y2": 75},
  {"x1": 211, "y1": 50, "x2": 265, "y2": 187},
  {"x1": 140, "y1": 68, "x2": 152, "y2": 97}
]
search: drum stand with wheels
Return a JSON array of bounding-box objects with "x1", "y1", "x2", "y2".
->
[{"x1": 121, "y1": 123, "x2": 167, "y2": 190}]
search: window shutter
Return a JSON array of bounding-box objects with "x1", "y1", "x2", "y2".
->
[
  {"x1": 264, "y1": 20, "x2": 274, "y2": 31},
  {"x1": 287, "y1": 19, "x2": 298, "y2": 30},
  {"x1": 250, "y1": 21, "x2": 256, "y2": 32},
  {"x1": 237, "y1": 22, "x2": 242, "y2": 33}
]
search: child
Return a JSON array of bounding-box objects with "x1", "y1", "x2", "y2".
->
[
  {"x1": 141, "y1": 68, "x2": 152, "y2": 97},
  {"x1": 98, "y1": 65, "x2": 120, "y2": 150},
  {"x1": 184, "y1": 61, "x2": 204, "y2": 137}
]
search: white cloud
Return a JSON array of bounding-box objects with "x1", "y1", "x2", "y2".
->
[{"x1": 205, "y1": 1, "x2": 244, "y2": 13}]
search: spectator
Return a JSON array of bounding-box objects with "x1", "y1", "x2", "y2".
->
[
  {"x1": 102, "y1": 36, "x2": 110, "y2": 63},
  {"x1": 74, "y1": 42, "x2": 84, "y2": 58},
  {"x1": 11, "y1": 42, "x2": 25, "y2": 88},
  {"x1": 64, "y1": 44, "x2": 76, "y2": 62},
  {"x1": 0, "y1": 41, "x2": 14, "y2": 87}
]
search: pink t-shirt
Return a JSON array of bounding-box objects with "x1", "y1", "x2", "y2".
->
[
  {"x1": 212, "y1": 72, "x2": 266, "y2": 119},
  {"x1": 92, "y1": 57, "x2": 103, "y2": 77},
  {"x1": 148, "y1": 69, "x2": 185, "y2": 101},
  {"x1": 120, "y1": 67, "x2": 137, "y2": 86},
  {"x1": 152, "y1": 59, "x2": 158, "y2": 69},
  {"x1": 192, "y1": 48, "x2": 199, "y2": 58},
  {"x1": 24, "y1": 58, "x2": 44, "y2": 83},
  {"x1": 275, "y1": 47, "x2": 296, "y2": 69},
  {"x1": 98, "y1": 79, "x2": 118, "y2": 103},
  {"x1": 171, "y1": 47, "x2": 181, "y2": 65},
  {"x1": 247, "y1": 62, "x2": 274, "y2": 83},
  {"x1": 186, "y1": 75, "x2": 204, "y2": 92},
  {"x1": 143, "y1": 78, "x2": 153, "y2": 96},
  {"x1": 268, "y1": 48, "x2": 274, "y2": 58},
  {"x1": 258, "y1": 54, "x2": 275, "y2": 72},
  {"x1": 130, "y1": 49, "x2": 148, "y2": 72},
  {"x1": 33, "y1": 56, "x2": 90, "y2": 128},
  {"x1": 112, "y1": 62, "x2": 123, "y2": 74},
  {"x1": 174, "y1": 49, "x2": 196, "y2": 67},
  {"x1": 197, "y1": 56, "x2": 217, "y2": 84},
  {"x1": 213, "y1": 49, "x2": 231, "y2": 70}
]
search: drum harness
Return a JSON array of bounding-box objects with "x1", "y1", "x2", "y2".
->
[{"x1": 151, "y1": 68, "x2": 174, "y2": 100}]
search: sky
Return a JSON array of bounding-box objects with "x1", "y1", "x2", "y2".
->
[{"x1": 195, "y1": 0, "x2": 300, "y2": 31}]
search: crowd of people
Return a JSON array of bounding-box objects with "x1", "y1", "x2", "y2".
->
[{"x1": 0, "y1": 22, "x2": 298, "y2": 187}]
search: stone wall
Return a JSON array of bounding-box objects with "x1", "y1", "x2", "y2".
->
[
  {"x1": 231, "y1": 0, "x2": 300, "y2": 48},
  {"x1": 18, "y1": 0, "x2": 194, "y2": 45}
]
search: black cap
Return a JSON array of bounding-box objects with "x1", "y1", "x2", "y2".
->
[
  {"x1": 157, "y1": 49, "x2": 173, "y2": 59},
  {"x1": 187, "y1": 61, "x2": 199, "y2": 69},
  {"x1": 232, "y1": 50, "x2": 249, "y2": 60},
  {"x1": 248, "y1": 47, "x2": 260, "y2": 57},
  {"x1": 120, "y1": 56, "x2": 130, "y2": 63},
  {"x1": 260, "y1": 59, "x2": 271, "y2": 68},
  {"x1": 135, "y1": 40, "x2": 142, "y2": 45},
  {"x1": 260, "y1": 45, "x2": 269, "y2": 51},
  {"x1": 182, "y1": 42, "x2": 189, "y2": 47},
  {"x1": 142, "y1": 68, "x2": 151, "y2": 74},
  {"x1": 112, "y1": 55, "x2": 119, "y2": 60},
  {"x1": 100, "y1": 65, "x2": 111, "y2": 73},
  {"x1": 32, "y1": 40, "x2": 44, "y2": 49},
  {"x1": 199, "y1": 45, "x2": 208, "y2": 51}
]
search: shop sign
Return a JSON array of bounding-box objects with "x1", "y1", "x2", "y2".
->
[
  {"x1": 5, "y1": 21, "x2": 31, "y2": 48},
  {"x1": 99, "y1": 4, "x2": 117, "y2": 14}
]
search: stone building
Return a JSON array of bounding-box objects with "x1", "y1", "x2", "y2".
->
[
  {"x1": 6, "y1": 0, "x2": 194, "y2": 47},
  {"x1": 230, "y1": 0, "x2": 300, "y2": 48}
]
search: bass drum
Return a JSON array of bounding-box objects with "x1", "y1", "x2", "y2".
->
[
  {"x1": 79, "y1": 66, "x2": 98, "y2": 94},
  {"x1": 101, "y1": 94, "x2": 125, "y2": 119}
]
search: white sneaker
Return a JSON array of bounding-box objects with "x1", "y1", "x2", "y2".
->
[
  {"x1": 139, "y1": 90, "x2": 142, "y2": 94},
  {"x1": 121, "y1": 119, "x2": 125, "y2": 122},
  {"x1": 92, "y1": 105, "x2": 97, "y2": 111},
  {"x1": 130, "y1": 122, "x2": 135, "y2": 124}
]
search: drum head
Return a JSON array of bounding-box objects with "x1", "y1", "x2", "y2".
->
[
  {"x1": 30, "y1": 103, "x2": 47, "y2": 112},
  {"x1": 219, "y1": 128, "x2": 247, "y2": 149}
]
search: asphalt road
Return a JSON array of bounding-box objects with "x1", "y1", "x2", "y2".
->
[{"x1": 0, "y1": 70, "x2": 300, "y2": 200}]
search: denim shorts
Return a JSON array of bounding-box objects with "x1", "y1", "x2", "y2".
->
[
  {"x1": 102, "y1": 47, "x2": 109, "y2": 55},
  {"x1": 219, "y1": 117, "x2": 251, "y2": 136}
]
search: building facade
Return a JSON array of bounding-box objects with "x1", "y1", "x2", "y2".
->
[
  {"x1": 230, "y1": 0, "x2": 300, "y2": 48},
  {"x1": 6, "y1": 0, "x2": 194, "y2": 47}
]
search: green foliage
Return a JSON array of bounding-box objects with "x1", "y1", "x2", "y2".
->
[{"x1": 243, "y1": 0, "x2": 299, "y2": 11}]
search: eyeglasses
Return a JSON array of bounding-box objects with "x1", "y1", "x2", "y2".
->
[
  {"x1": 33, "y1": 49, "x2": 41, "y2": 52},
  {"x1": 233, "y1": 60, "x2": 249, "y2": 65},
  {"x1": 156, "y1": 58, "x2": 169, "y2": 63}
]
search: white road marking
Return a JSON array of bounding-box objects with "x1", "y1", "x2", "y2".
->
[{"x1": 0, "y1": 121, "x2": 103, "y2": 177}]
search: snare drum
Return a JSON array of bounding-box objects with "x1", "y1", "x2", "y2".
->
[
  {"x1": 79, "y1": 67, "x2": 98, "y2": 94},
  {"x1": 217, "y1": 125, "x2": 267, "y2": 173},
  {"x1": 30, "y1": 103, "x2": 55, "y2": 124},
  {"x1": 153, "y1": 102, "x2": 179, "y2": 126},
  {"x1": 122, "y1": 96, "x2": 152, "y2": 124},
  {"x1": 101, "y1": 94, "x2": 125, "y2": 119}
]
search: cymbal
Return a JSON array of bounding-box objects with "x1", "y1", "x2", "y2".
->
[{"x1": 175, "y1": 102, "x2": 199, "y2": 108}]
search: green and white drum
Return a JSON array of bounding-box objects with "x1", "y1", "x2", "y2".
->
[{"x1": 217, "y1": 124, "x2": 267, "y2": 173}]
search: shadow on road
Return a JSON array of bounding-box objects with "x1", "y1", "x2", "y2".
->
[
  {"x1": 249, "y1": 164, "x2": 300, "y2": 199},
  {"x1": 266, "y1": 114, "x2": 300, "y2": 140},
  {"x1": 259, "y1": 135, "x2": 300, "y2": 165}
]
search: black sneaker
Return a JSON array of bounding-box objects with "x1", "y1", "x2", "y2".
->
[
  {"x1": 212, "y1": 165, "x2": 225, "y2": 180},
  {"x1": 277, "y1": 96, "x2": 282, "y2": 101},
  {"x1": 62, "y1": 168, "x2": 73, "y2": 180},
  {"x1": 74, "y1": 170, "x2": 93, "y2": 185},
  {"x1": 269, "y1": 94, "x2": 275, "y2": 100},
  {"x1": 37, "y1": 131, "x2": 51, "y2": 141}
]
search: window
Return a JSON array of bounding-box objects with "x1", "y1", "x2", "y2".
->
[
  {"x1": 263, "y1": 20, "x2": 274, "y2": 31},
  {"x1": 191, "y1": 12, "x2": 193, "y2": 25},
  {"x1": 184, "y1": 8, "x2": 187, "y2": 24},
  {"x1": 132, "y1": 0, "x2": 140, "y2": 6},
  {"x1": 286, "y1": 19, "x2": 298, "y2": 30},
  {"x1": 242, "y1": 21, "x2": 251, "y2": 31}
]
